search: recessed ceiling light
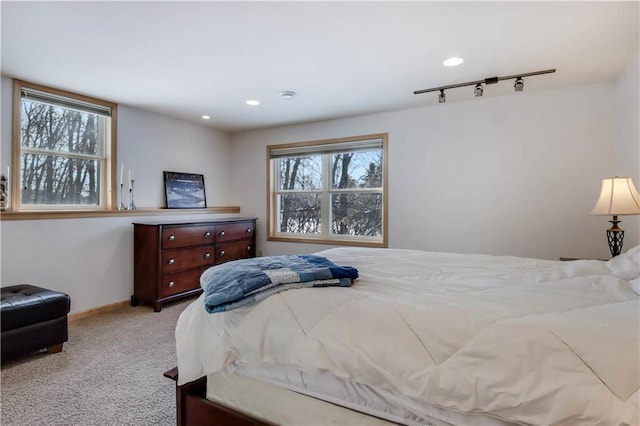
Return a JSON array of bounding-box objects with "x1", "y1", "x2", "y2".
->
[
  {"x1": 201, "y1": 115, "x2": 210, "y2": 120},
  {"x1": 443, "y1": 57, "x2": 464, "y2": 67},
  {"x1": 246, "y1": 100, "x2": 260, "y2": 106}
]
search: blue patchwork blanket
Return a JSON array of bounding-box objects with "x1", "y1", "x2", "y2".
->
[{"x1": 201, "y1": 254, "x2": 358, "y2": 313}]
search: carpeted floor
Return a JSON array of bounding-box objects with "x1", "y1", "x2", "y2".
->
[{"x1": 0, "y1": 297, "x2": 194, "y2": 426}]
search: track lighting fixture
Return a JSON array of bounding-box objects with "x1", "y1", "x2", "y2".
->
[
  {"x1": 413, "y1": 69, "x2": 555, "y2": 103},
  {"x1": 514, "y1": 77, "x2": 524, "y2": 92}
]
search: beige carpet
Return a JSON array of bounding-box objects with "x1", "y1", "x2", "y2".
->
[{"x1": 1, "y1": 297, "x2": 194, "y2": 426}]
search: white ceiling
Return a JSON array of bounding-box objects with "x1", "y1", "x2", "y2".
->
[{"x1": 2, "y1": 1, "x2": 638, "y2": 133}]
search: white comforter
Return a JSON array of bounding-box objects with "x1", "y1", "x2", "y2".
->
[{"x1": 176, "y1": 247, "x2": 640, "y2": 425}]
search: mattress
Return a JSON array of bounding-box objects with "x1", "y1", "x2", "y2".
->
[
  {"x1": 206, "y1": 367, "x2": 399, "y2": 425},
  {"x1": 223, "y1": 364, "x2": 517, "y2": 426},
  {"x1": 178, "y1": 246, "x2": 640, "y2": 425}
]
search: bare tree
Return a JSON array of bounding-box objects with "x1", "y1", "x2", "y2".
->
[{"x1": 20, "y1": 101, "x2": 100, "y2": 205}]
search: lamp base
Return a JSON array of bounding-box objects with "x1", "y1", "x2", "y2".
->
[{"x1": 606, "y1": 216, "x2": 624, "y2": 257}]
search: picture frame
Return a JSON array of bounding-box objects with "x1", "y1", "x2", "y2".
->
[{"x1": 163, "y1": 171, "x2": 207, "y2": 209}]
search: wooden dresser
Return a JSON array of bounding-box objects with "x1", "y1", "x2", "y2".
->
[{"x1": 132, "y1": 218, "x2": 256, "y2": 312}]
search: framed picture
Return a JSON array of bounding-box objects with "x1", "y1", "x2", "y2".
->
[{"x1": 163, "y1": 171, "x2": 207, "y2": 209}]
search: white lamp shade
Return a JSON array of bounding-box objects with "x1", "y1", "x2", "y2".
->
[{"x1": 591, "y1": 177, "x2": 640, "y2": 216}]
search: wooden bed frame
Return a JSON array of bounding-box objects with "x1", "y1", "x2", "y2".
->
[
  {"x1": 164, "y1": 367, "x2": 404, "y2": 426},
  {"x1": 165, "y1": 367, "x2": 272, "y2": 426}
]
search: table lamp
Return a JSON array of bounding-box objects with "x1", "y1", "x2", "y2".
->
[{"x1": 591, "y1": 176, "x2": 640, "y2": 257}]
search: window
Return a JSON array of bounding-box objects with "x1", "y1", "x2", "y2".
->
[
  {"x1": 12, "y1": 80, "x2": 117, "y2": 211},
  {"x1": 268, "y1": 133, "x2": 387, "y2": 247}
]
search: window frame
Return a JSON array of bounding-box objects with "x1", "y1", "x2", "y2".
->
[
  {"x1": 11, "y1": 80, "x2": 118, "y2": 212},
  {"x1": 267, "y1": 133, "x2": 388, "y2": 248}
]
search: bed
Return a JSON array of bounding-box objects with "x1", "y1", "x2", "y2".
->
[{"x1": 173, "y1": 246, "x2": 640, "y2": 425}]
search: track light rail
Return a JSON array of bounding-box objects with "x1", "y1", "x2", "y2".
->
[{"x1": 413, "y1": 69, "x2": 556, "y2": 95}]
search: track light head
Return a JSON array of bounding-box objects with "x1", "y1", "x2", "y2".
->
[
  {"x1": 514, "y1": 77, "x2": 524, "y2": 92},
  {"x1": 474, "y1": 84, "x2": 483, "y2": 97},
  {"x1": 438, "y1": 89, "x2": 446, "y2": 103}
]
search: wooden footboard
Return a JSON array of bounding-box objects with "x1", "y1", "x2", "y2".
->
[{"x1": 164, "y1": 367, "x2": 272, "y2": 426}]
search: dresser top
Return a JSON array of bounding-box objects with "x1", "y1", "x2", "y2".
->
[{"x1": 133, "y1": 217, "x2": 257, "y2": 226}]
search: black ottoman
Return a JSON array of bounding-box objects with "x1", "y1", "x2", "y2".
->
[{"x1": 1, "y1": 284, "x2": 71, "y2": 362}]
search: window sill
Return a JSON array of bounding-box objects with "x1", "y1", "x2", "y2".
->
[
  {"x1": 0, "y1": 206, "x2": 241, "y2": 221},
  {"x1": 268, "y1": 235, "x2": 387, "y2": 248}
]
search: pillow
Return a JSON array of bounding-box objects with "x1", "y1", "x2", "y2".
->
[{"x1": 605, "y1": 245, "x2": 640, "y2": 282}]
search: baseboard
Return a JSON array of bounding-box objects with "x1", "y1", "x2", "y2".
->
[{"x1": 68, "y1": 300, "x2": 130, "y2": 322}]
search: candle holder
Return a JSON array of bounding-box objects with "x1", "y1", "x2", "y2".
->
[
  {"x1": 119, "y1": 183, "x2": 127, "y2": 210},
  {"x1": 128, "y1": 180, "x2": 137, "y2": 210}
]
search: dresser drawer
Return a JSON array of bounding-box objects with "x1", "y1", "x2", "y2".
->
[
  {"x1": 160, "y1": 268, "x2": 207, "y2": 298},
  {"x1": 215, "y1": 221, "x2": 255, "y2": 243},
  {"x1": 162, "y1": 246, "x2": 215, "y2": 274},
  {"x1": 162, "y1": 225, "x2": 216, "y2": 249},
  {"x1": 216, "y1": 240, "x2": 255, "y2": 264}
]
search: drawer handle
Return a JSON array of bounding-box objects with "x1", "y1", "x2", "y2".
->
[
  {"x1": 219, "y1": 250, "x2": 225, "y2": 257},
  {"x1": 246, "y1": 245, "x2": 252, "y2": 252},
  {"x1": 168, "y1": 258, "x2": 175, "y2": 265},
  {"x1": 218, "y1": 231, "x2": 225, "y2": 237},
  {"x1": 168, "y1": 281, "x2": 175, "y2": 288},
  {"x1": 168, "y1": 235, "x2": 175, "y2": 241},
  {"x1": 204, "y1": 252, "x2": 211, "y2": 259},
  {"x1": 204, "y1": 231, "x2": 211, "y2": 238},
  {"x1": 246, "y1": 228, "x2": 252, "y2": 234}
]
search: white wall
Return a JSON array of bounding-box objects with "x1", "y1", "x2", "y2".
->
[
  {"x1": 117, "y1": 105, "x2": 232, "y2": 207},
  {"x1": 613, "y1": 54, "x2": 640, "y2": 242},
  {"x1": 0, "y1": 76, "x2": 238, "y2": 314},
  {"x1": 231, "y1": 81, "x2": 638, "y2": 261}
]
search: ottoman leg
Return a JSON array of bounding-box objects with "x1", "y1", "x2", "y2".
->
[{"x1": 47, "y1": 343, "x2": 64, "y2": 354}]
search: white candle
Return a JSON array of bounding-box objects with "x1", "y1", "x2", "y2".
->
[
  {"x1": 120, "y1": 163, "x2": 124, "y2": 185},
  {"x1": 128, "y1": 168, "x2": 132, "y2": 190}
]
